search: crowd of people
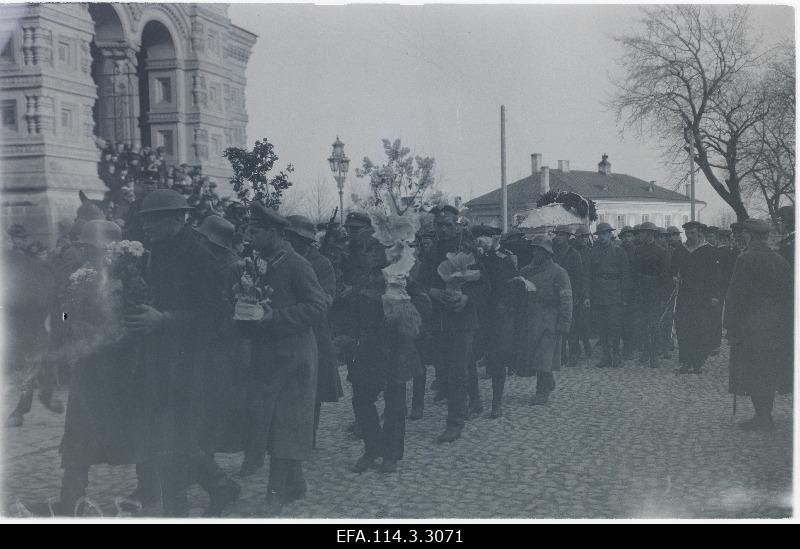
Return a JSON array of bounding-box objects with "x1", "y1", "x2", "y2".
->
[{"x1": 2, "y1": 182, "x2": 794, "y2": 517}]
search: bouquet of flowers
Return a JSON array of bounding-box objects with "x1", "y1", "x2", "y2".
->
[
  {"x1": 104, "y1": 240, "x2": 152, "y2": 309},
  {"x1": 437, "y1": 252, "x2": 481, "y2": 298},
  {"x1": 232, "y1": 254, "x2": 274, "y2": 321}
]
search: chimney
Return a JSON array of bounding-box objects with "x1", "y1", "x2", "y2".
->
[
  {"x1": 598, "y1": 153, "x2": 611, "y2": 175},
  {"x1": 558, "y1": 160, "x2": 570, "y2": 173},
  {"x1": 531, "y1": 153, "x2": 542, "y2": 176},
  {"x1": 649, "y1": 180, "x2": 656, "y2": 193},
  {"x1": 454, "y1": 196, "x2": 462, "y2": 210},
  {"x1": 540, "y1": 166, "x2": 550, "y2": 195}
]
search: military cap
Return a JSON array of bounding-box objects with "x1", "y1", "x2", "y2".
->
[
  {"x1": 705, "y1": 225, "x2": 719, "y2": 234},
  {"x1": 528, "y1": 234, "x2": 554, "y2": 255},
  {"x1": 656, "y1": 227, "x2": 668, "y2": 235},
  {"x1": 638, "y1": 221, "x2": 658, "y2": 232},
  {"x1": 682, "y1": 221, "x2": 706, "y2": 231},
  {"x1": 430, "y1": 204, "x2": 460, "y2": 218},
  {"x1": 742, "y1": 218, "x2": 772, "y2": 234},
  {"x1": 138, "y1": 189, "x2": 193, "y2": 215},
  {"x1": 667, "y1": 226, "x2": 681, "y2": 234},
  {"x1": 343, "y1": 211, "x2": 372, "y2": 227},
  {"x1": 195, "y1": 215, "x2": 235, "y2": 251},
  {"x1": 285, "y1": 214, "x2": 318, "y2": 241},
  {"x1": 553, "y1": 224, "x2": 575, "y2": 235},
  {"x1": 249, "y1": 201, "x2": 290, "y2": 229},
  {"x1": 78, "y1": 220, "x2": 122, "y2": 248},
  {"x1": 575, "y1": 225, "x2": 591, "y2": 236},
  {"x1": 594, "y1": 222, "x2": 615, "y2": 234},
  {"x1": 619, "y1": 225, "x2": 633, "y2": 235},
  {"x1": 470, "y1": 224, "x2": 502, "y2": 238}
]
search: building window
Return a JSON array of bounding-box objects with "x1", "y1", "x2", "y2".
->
[
  {"x1": 1, "y1": 100, "x2": 17, "y2": 131},
  {"x1": 664, "y1": 215, "x2": 672, "y2": 228},
  {"x1": 617, "y1": 215, "x2": 625, "y2": 228},
  {"x1": 1, "y1": 34, "x2": 15, "y2": 64},
  {"x1": 60, "y1": 107, "x2": 73, "y2": 131},
  {"x1": 641, "y1": 214, "x2": 649, "y2": 223},
  {"x1": 157, "y1": 78, "x2": 172, "y2": 104},
  {"x1": 158, "y1": 130, "x2": 173, "y2": 156},
  {"x1": 58, "y1": 41, "x2": 71, "y2": 64}
]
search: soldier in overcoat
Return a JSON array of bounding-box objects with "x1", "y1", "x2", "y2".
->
[
  {"x1": 240, "y1": 203, "x2": 327, "y2": 515},
  {"x1": 551, "y1": 225, "x2": 587, "y2": 367},
  {"x1": 571, "y1": 225, "x2": 594, "y2": 357},
  {"x1": 725, "y1": 219, "x2": 793, "y2": 431},
  {"x1": 513, "y1": 235, "x2": 572, "y2": 405}
]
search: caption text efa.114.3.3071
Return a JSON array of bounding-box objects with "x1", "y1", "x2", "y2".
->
[{"x1": 336, "y1": 530, "x2": 464, "y2": 543}]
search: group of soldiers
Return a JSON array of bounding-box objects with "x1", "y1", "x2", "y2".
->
[{"x1": 3, "y1": 189, "x2": 794, "y2": 517}]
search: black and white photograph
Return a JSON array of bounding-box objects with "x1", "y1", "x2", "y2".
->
[{"x1": 0, "y1": 1, "x2": 795, "y2": 522}]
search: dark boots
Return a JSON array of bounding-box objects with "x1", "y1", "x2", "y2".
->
[
  {"x1": 264, "y1": 458, "x2": 291, "y2": 516},
  {"x1": 489, "y1": 375, "x2": 505, "y2": 419}
]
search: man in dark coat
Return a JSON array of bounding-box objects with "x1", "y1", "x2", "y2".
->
[
  {"x1": 671, "y1": 221, "x2": 722, "y2": 374},
  {"x1": 240, "y1": 203, "x2": 327, "y2": 516},
  {"x1": 470, "y1": 225, "x2": 518, "y2": 418},
  {"x1": 514, "y1": 235, "x2": 572, "y2": 405},
  {"x1": 587, "y1": 223, "x2": 630, "y2": 369},
  {"x1": 551, "y1": 225, "x2": 587, "y2": 367},
  {"x1": 629, "y1": 222, "x2": 671, "y2": 368},
  {"x1": 418, "y1": 205, "x2": 489, "y2": 443},
  {"x1": 725, "y1": 219, "x2": 793, "y2": 431},
  {"x1": 285, "y1": 215, "x2": 342, "y2": 450},
  {"x1": 618, "y1": 226, "x2": 638, "y2": 359},
  {"x1": 571, "y1": 225, "x2": 594, "y2": 357},
  {"x1": 125, "y1": 190, "x2": 232, "y2": 517}
]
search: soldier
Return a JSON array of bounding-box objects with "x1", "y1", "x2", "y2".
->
[
  {"x1": 284, "y1": 215, "x2": 342, "y2": 450},
  {"x1": 704, "y1": 226, "x2": 725, "y2": 356},
  {"x1": 620, "y1": 225, "x2": 640, "y2": 359},
  {"x1": 619, "y1": 226, "x2": 635, "y2": 250},
  {"x1": 671, "y1": 221, "x2": 722, "y2": 374},
  {"x1": 240, "y1": 203, "x2": 327, "y2": 515},
  {"x1": 571, "y1": 225, "x2": 594, "y2": 357},
  {"x1": 470, "y1": 225, "x2": 519, "y2": 418},
  {"x1": 125, "y1": 190, "x2": 235, "y2": 516},
  {"x1": 409, "y1": 225, "x2": 437, "y2": 420},
  {"x1": 551, "y1": 225, "x2": 587, "y2": 367},
  {"x1": 660, "y1": 226, "x2": 683, "y2": 358},
  {"x1": 513, "y1": 235, "x2": 572, "y2": 404},
  {"x1": 725, "y1": 219, "x2": 792, "y2": 431},
  {"x1": 417, "y1": 205, "x2": 489, "y2": 443},
  {"x1": 629, "y1": 222, "x2": 671, "y2": 368},
  {"x1": 587, "y1": 222, "x2": 630, "y2": 369}
]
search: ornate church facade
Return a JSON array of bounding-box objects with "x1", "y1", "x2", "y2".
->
[{"x1": 0, "y1": 3, "x2": 256, "y2": 244}]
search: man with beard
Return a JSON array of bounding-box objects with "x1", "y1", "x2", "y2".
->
[
  {"x1": 126, "y1": 189, "x2": 234, "y2": 516},
  {"x1": 418, "y1": 205, "x2": 489, "y2": 443},
  {"x1": 629, "y1": 222, "x2": 671, "y2": 369},
  {"x1": 571, "y1": 225, "x2": 594, "y2": 357},
  {"x1": 587, "y1": 223, "x2": 630, "y2": 369},
  {"x1": 240, "y1": 203, "x2": 327, "y2": 515},
  {"x1": 514, "y1": 235, "x2": 572, "y2": 404},
  {"x1": 551, "y1": 225, "x2": 587, "y2": 367},
  {"x1": 284, "y1": 215, "x2": 342, "y2": 450},
  {"x1": 725, "y1": 219, "x2": 792, "y2": 431},
  {"x1": 671, "y1": 221, "x2": 722, "y2": 375}
]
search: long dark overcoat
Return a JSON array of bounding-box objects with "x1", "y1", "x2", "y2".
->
[
  {"x1": 724, "y1": 240, "x2": 793, "y2": 396},
  {"x1": 243, "y1": 240, "x2": 327, "y2": 461},
  {"x1": 672, "y1": 243, "x2": 722, "y2": 366},
  {"x1": 513, "y1": 258, "x2": 573, "y2": 376}
]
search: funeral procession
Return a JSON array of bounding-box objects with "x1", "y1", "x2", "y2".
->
[{"x1": 0, "y1": 3, "x2": 795, "y2": 520}]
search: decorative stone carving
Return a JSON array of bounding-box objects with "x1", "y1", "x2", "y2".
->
[
  {"x1": 80, "y1": 39, "x2": 90, "y2": 74},
  {"x1": 191, "y1": 21, "x2": 205, "y2": 53},
  {"x1": 23, "y1": 94, "x2": 55, "y2": 134}
]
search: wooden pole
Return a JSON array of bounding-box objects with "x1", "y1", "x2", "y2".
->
[{"x1": 501, "y1": 105, "x2": 508, "y2": 233}]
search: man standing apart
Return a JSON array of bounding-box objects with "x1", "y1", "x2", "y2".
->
[
  {"x1": 671, "y1": 221, "x2": 721, "y2": 374},
  {"x1": 418, "y1": 205, "x2": 489, "y2": 443},
  {"x1": 587, "y1": 223, "x2": 630, "y2": 369},
  {"x1": 725, "y1": 219, "x2": 792, "y2": 431}
]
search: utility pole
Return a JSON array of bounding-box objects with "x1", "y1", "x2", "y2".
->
[{"x1": 501, "y1": 105, "x2": 508, "y2": 233}]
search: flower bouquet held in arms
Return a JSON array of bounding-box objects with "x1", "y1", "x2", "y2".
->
[
  {"x1": 105, "y1": 240, "x2": 152, "y2": 310},
  {"x1": 232, "y1": 254, "x2": 274, "y2": 321},
  {"x1": 437, "y1": 252, "x2": 481, "y2": 304}
]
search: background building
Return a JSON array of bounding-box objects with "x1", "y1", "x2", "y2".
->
[
  {"x1": 0, "y1": 3, "x2": 256, "y2": 244},
  {"x1": 465, "y1": 153, "x2": 703, "y2": 230}
]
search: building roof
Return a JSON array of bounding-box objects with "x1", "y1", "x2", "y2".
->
[{"x1": 466, "y1": 169, "x2": 704, "y2": 209}]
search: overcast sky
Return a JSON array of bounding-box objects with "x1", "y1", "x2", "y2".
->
[{"x1": 228, "y1": 3, "x2": 794, "y2": 221}]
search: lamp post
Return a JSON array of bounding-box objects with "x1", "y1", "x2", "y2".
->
[{"x1": 328, "y1": 136, "x2": 350, "y2": 225}]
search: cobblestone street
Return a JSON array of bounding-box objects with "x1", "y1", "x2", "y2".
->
[{"x1": 2, "y1": 343, "x2": 793, "y2": 519}]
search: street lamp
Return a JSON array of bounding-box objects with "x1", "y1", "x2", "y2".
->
[{"x1": 328, "y1": 136, "x2": 350, "y2": 225}]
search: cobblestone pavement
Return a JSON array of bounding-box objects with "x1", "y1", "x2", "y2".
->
[{"x1": 2, "y1": 342, "x2": 793, "y2": 519}]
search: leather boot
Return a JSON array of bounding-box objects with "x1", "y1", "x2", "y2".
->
[
  {"x1": 436, "y1": 425, "x2": 462, "y2": 444},
  {"x1": 489, "y1": 377, "x2": 504, "y2": 419},
  {"x1": 264, "y1": 458, "x2": 290, "y2": 516},
  {"x1": 39, "y1": 386, "x2": 64, "y2": 415},
  {"x1": 284, "y1": 461, "x2": 307, "y2": 502}
]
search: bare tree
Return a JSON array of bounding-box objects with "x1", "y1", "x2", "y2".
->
[
  {"x1": 712, "y1": 207, "x2": 736, "y2": 229},
  {"x1": 299, "y1": 177, "x2": 338, "y2": 225},
  {"x1": 610, "y1": 5, "x2": 774, "y2": 221}
]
